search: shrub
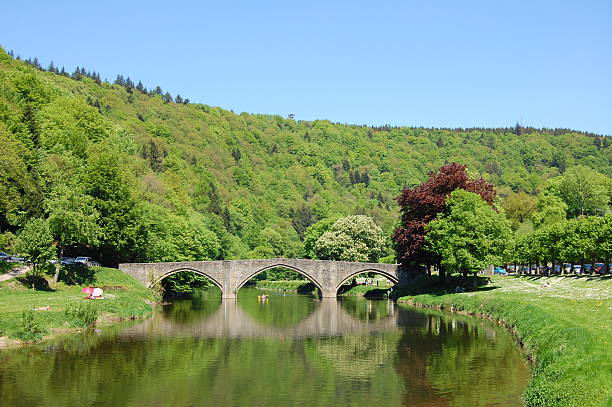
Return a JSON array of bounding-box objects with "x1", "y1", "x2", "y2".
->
[
  {"x1": 14, "y1": 310, "x2": 48, "y2": 342},
  {"x1": 64, "y1": 302, "x2": 98, "y2": 328}
]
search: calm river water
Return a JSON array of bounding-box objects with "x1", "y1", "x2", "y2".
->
[{"x1": 0, "y1": 288, "x2": 530, "y2": 406}]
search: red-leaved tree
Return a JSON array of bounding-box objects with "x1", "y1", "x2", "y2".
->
[{"x1": 393, "y1": 163, "x2": 496, "y2": 275}]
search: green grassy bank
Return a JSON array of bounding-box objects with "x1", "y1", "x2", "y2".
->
[
  {"x1": 0, "y1": 267, "x2": 155, "y2": 346},
  {"x1": 397, "y1": 275, "x2": 612, "y2": 407},
  {"x1": 339, "y1": 283, "x2": 392, "y2": 297},
  {"x1": 252, "y1": 280, "x2": 317, "y2": 294}
]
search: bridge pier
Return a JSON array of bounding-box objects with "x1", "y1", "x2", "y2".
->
[
  {"x1": 222, "y1": 290, "x2": 237, "y2": 299},
  {"x1": 321, "y1": 289, "x2": 338, "y2": 298}
]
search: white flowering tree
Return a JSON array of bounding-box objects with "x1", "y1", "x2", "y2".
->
[{"x1": 314, "y1": 215, "x2": 386, "y2": 262}]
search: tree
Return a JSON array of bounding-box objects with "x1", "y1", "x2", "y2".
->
[
  {"x1": 15, "y1": 218, "x2": 55, "y2": 281},
  {"x1": 303, "y1": 217, "x2": 338, "y2": 259},
  {"x1": 84, "y1": 146, "x2": 146, "y2": 265},
  {"x1": 291, "y1": 204, "x2": 317, "y2": 239},
  {"x1": 162, "y1": 92, "x2": 173, "y2": 103},
  {"x1": 531, "y1": 193, "x2": 568, "y2": 229},
  {"x1": 502, "y1": 191, "x2": 536, "y2": 230},
  {"x1": 556, "y1": 166, "x2": 611, "y2": 217},
  {"x1": 314, "y1": 215, "x2": 386, "y2": 262},
  {"x1": 46, "y1": 185, "x2": 100, "y2": 280},
  {"x1": 394, "y1": 163, "x2": 496, "y2": 276},
  {"x1": 0, "y1": 129, "x2": 42, "y2": 231},
  {"x1": 426, "y1": 190, "x2": 512, "y2": 285}
]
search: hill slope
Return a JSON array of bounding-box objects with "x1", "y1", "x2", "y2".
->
[{"x1": 0, "y1": 47, "x2": 610, "y2": 265}]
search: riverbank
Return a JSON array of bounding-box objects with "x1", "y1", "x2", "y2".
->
[
  {"x1": 0, "y1": 267, "x2": 155, "y2": 347},
  {"x1": 397, "y1": 275, "x2": 612, "y2": 407},
  {"x1": 251, "y1": 280, "x2": 321, "y2": 295}
]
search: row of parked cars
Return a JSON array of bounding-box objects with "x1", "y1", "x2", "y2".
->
[
  {"x1": 0, "y1": 252, "x2": 26, "y2": 263},
  {"x1": 495, "y1": 263, "x2": 610, "y2": 275},
  {"x1": 54, "y1": 257, "x2": 101, "y2": 267},
  {"x1": 0, "y1": 252, "x2": 100, "y2": 267}
]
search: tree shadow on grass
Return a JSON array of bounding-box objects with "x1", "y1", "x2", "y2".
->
[
  {"x1": 16, "y1": 274, "x2": 55, "y2": 291},
  {"x1": 513, "y1": 274, "x2": 611, "y2": 282},
  {"x1": 391, "y1": 275, "x2": 499, "y2": 299},
  {"x1": 57, "y1": 264, "x2": 96, "y2": 286}
]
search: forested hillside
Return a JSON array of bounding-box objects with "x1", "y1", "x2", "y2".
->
[{"x1": 1, "y1": 46, "x2": 610, "y2": 266}]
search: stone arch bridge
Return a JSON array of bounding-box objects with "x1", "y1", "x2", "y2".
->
[{"x1": 119, "y1": 258, "x2": 406, "y2": 298}]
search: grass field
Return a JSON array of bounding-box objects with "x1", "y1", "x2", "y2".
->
[
  {"x1": 0, "y1": 267, "x2": 155, "y2": 345},
  {"x1": 397, "y1": 275, "x2": 612, "y2": 407}
]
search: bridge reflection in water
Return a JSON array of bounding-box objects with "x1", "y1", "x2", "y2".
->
[{"x1": 120, "y1": 296, "x2": 401, "y2": 339}]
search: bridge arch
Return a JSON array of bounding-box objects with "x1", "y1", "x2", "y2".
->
[
  {"x1": 235, "y1": 263, "x2": 324, "y2": 296},
  {"x1": 335, "y1": 268, "x2": 399, "y2": 294},
  {"x1": 149, "y1": 267, "x2": 224, "y2": 292}
]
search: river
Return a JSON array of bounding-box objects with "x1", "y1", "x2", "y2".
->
[{"x1": 0, "y1": 287, "x2": 530, "y2": 406}]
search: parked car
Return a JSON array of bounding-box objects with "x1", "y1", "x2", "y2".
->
[
  {"x1": 60, "y1": 257, "x2": 77, "y2": 266},
  {"x1": 0, "y1": 252, "x2": 10, "y2": 261},
  {"x1": 8, "y1": 256, "x2": 25, "y2": 263},
  {"x1": 584, "y1": 264, "x2": 592, "y2": 273},
  {"x1": 75, "y1": 257, "x2": 101, "y2": 267},
  {"x1": 572, "y1": 265, "x2": 582, "y2": 274},
  {"x1": 494, "y1": 267, "x2": 507, "y2": 275},
  {"x1": 553, "y1": 265, "x2": 561, "y2": 274},
  {"x1": 593, "y1": 263, "x2": 605, "y2": 274}
]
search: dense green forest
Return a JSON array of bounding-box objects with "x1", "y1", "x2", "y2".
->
[{"x1": 0, "y1": 46, "x2": 610, "y2": 267}]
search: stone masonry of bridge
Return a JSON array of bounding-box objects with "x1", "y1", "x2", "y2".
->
[{"x1": 119, "y1": 258, "x2": 406, "y2": 298}]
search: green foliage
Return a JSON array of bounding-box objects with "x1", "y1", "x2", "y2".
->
[
  {"x1": 64, "y1": 302, "x2": 99, "y2": 328},
  {"x1": 0, "y1": 127, "x2": 41, "y2": 229},
  {"x1": 14, "y1": 310, "x2": 48, "y2": 343},
  {"x1": 15, "y1": 218, "x2": 55, "y2": 277},
  {"x1": 302, "y1": 217, "x2": 338, "y2": 259},
  {"x1": 508, "y1": 214, "x2": 611, "y2": 267},
  {"x1": 253, "y1": 280, "x2": 314, "y2": 292},
  {"x1": 37, "y1": 96, "x2": 110, "y2": 156},
  {"x1": 0, "y1": 47, "x2": 610, "y2": 268},
  {"x1": 315, "y1": 215, "x2": 386, "y2": 262},
  {"x1": 555, "y1": 166, "x2": 611, "y2": 218},
  {"x1": 46, "y1": 184, "x2": 100, "y2": 254},
  {"x1": 426, "y1": 190, "x2": 512, "y2": 276},
  {"x1": 503, "y1": 191, "x2": 536, "y2": 230},
  {"x1": 161, "y1": 271, "x2": 215, "y2": 295},
  {"x1": 530, "y1": 193, "x2": 568, "y2": 229}
]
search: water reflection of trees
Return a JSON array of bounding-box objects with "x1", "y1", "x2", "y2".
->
[
  {"x1": 338, "y1": 297, "x2": 396, "y2": 321},
  {"x1": 160, "y1": 290, "x2": 222, "y2": 323},
  {"x1": 394, "y1": 308, "x2": 529, "y2": 407}
]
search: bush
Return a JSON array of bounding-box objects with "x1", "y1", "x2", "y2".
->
[
  {"x1": 14, "y1": 310, "x2": 48, "y2": 342},
  {"x1": 64, "y1": 302, "x2": 98, "y2": 328}
]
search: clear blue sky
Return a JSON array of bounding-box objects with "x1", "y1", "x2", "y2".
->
[{"x1": 2, "y1": 0, "x2": 611, "y2": 135}]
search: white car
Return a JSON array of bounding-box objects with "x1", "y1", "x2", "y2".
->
[{"x1": 75, "y1": 257, "x2": 101, "y2": 267}]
